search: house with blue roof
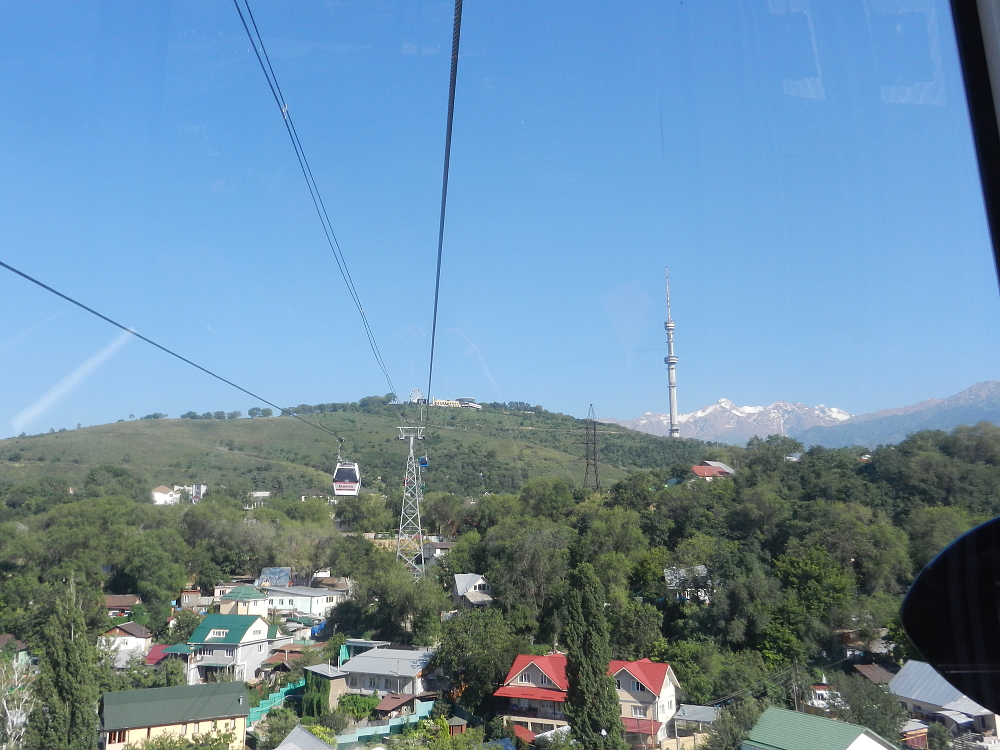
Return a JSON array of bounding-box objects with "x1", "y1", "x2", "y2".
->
[{"x1": 889, "y1": 659, "x2": 998, "y2": 739}]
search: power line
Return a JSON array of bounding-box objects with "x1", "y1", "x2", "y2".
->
[
  {"x1": 232, "y1": 0, "x2": 397, "y2": 401},
  {"x1": 426, "y1": 0, "x2": 465, "y2": 404},
  {"x1": 0, "y1": 259, "x2": 342, "y2": 440}
]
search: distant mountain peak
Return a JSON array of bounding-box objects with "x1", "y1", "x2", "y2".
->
[{"x1": 600, "y1": 399, "x2": 851, "y2": 444}]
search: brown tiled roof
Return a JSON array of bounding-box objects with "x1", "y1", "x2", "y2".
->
[
  {"x1": 105, "y1": 594, "x2": 142, "y2": 608},
  {"x1": 854, "y1": 663, "x2": 897, "y2": 685}
]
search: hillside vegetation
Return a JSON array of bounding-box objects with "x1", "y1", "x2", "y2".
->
[
  {"x1": 0, "y1": 400, "x2": 706, "y2": 497},
  {"x1": 7, "y1": 402, "x2": 1000, "y2": 746}
]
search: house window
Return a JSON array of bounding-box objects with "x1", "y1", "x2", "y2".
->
[
  {"x1": 632, "y1": 706, "x2": 644, "y2": 717},
  {"x1": 632, "y1": 680, "x2": 646, "y2": 692},
  {"x1": 539, "y1": 674, "x2": 550, "y2": 685},
  {"x1": 279, "y1": 599, "x2": 285, "y2": 605},
  {"x1": 108, "y1": 730, "x2": 127, "y2": 743},
  {"x1": 258, "y1": 645, "x2": 263, "y2": 652},
  {"x1": 181, "y1": 724, "x2": 187, "y2": 735},
  {"x1": 519, "y1": 672, "x2": 530, "y2": 683},
  {"x1": 615, "y1": 680, "x2": 621, "y2": 690},
  {"x1": 368, "y1": 677, "x2": 377, "y2": 688},
  {"x1": 226, "y1": 648, "x2": 235, "y2": 657},
  {"x1": 210, "y1": 629, "x2": 228, "y2": 638}
]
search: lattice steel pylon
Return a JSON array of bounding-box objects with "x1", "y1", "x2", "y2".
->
[
  {"x1": 396, "y1": 426, "x2": 426, "y2": 577},
  {"x1": 583, "y1": 404, "x2": 601, "y2": 493}
]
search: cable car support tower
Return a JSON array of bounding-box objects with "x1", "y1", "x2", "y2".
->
[{"x1": 396, "y1": 426, "x2": 426, "y2": 577}]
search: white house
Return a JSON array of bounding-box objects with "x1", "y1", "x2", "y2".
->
[
  {"x1": 100, "y1": 622, "x2": 153, "y2": 668},
  {"x1": 173, "y1": 483, "x2": 207, "y2": 501},
  {"x1": 340, "y1": 648, "x2": 434, "y2": 696},
  {"x1": 162, "y1": 614, "x2": 292, "y2": 684},
  {"x1": 422, "y1": 541, "x2": 456, "y2": 561},
  {"x1": 889, "y1": 660, "x2": 999, "y2": 738},
  {"x1": 151, "y1": 485, "x2": 181, "y2": 505},
  {"x1": 262, "y1": 586, "x2": 342, "y2": 617},
  {"x1": 452, "y1": 574, "x2": 493, "y2": 608}
]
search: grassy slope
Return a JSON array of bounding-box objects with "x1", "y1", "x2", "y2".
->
[{"x1": 0, "y1": 405, "x2": 706, "y2": 495}]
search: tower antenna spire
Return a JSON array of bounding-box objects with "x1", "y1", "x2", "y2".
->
[{"x1": 664, "y1": 268, "x2": 680, "y2": 438}]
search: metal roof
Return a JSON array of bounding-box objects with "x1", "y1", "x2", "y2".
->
[
  {"x1": 101, "y1": 682, "x2": 249, "y2": 731},
  {"x1": 275, "y1": 725, "x2": 336, "y2": 750},
  {"x1": 453, "y1": 574, "x2": 486, "y2": 596},
  {"x1": 256, "y1": 567, "x2": 292, "y2": 587},
  {"x1": 852, "y1": 664, "x2": 895, "y2": 685},
  {"x1": 303, "y1": 664, "x2": 347, "y2": 679},
  {"x1": 464, "y1": 590, "x2": 494, "y2": 604},
  {"x1": 889, "y1": 660, "x2": 993, "y2": 716},
  {"x1": 221, "y1": 585, "x2": 267, "y2": 601},
  {"x1": 743, "y1": 707, "x2": 897, "y2": 750},
  {"x1": 676, "y1": 704, "x2": 719, "y2": 723},
  {"x1": 340, "y1": 648, "x2": 433, "y2": 678},
  {"x1": 188, "y1": 614, "x2": 266, "y2": 645},
  {"x1": 263, "y1": 585, "x2": 335, "y2": 598}
]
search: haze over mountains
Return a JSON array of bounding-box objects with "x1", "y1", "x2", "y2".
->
[{"x1": 601, "y1": 381, "x2": 1000, "y2": 447}]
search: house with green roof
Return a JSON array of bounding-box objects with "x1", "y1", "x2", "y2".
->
[
  {"x1": 163, "y1": 613, "x2": 292, "y2": 684},
  {"x1": 100, "y1": 682, "x2": 249, "y2": 749},
  {"x1": 742, "y1": 707, "x2": 898, "y2": 750},
  {"x1": 219, "y1": 585, "x2": 269, "y2": 617}
]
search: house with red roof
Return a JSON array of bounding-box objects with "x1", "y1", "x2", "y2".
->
[{"x1": 494, "y1": 653, "x2": 681, "y2": 748}]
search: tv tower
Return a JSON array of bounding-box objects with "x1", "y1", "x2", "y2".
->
[{"x1": 664, "y1": 268, "x2": 680, "y2": 438}]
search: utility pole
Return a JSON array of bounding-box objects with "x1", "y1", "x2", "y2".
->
[
  {"x1": 396, "y1": 426, "x2": 426, "y2": 578},
  {"x1": 583, "y1": 404, "x2": 601, "y2": 493},
  {"x1": 664, "y1": 268, "x2": 680, "y2": 438}
]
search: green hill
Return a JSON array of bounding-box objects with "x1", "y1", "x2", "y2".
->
[{"x1": 0, "y1": 403, "x2": 706, "y2": 497}]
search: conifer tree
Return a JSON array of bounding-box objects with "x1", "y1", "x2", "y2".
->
[
  {"x1": 563, "y1": 563, "x2": 627, "y2": 750},
  {"x1": 24, "y1": 579, "x2": 99, "y2": 750}
]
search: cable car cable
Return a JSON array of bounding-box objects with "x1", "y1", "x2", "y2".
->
[
  {"x1": 0, "y1": 259, "x2": 343, "y2": 440},
  {"x1": 426, "y1": 0, "x2": 464, "y2": 405},
  {"x1": 232, "y1": 0, "x2": 397, "y2": 401}
]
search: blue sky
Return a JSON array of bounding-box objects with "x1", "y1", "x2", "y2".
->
[{"x1": 1, "y1": 0, "x2": 998, "y2": 438}]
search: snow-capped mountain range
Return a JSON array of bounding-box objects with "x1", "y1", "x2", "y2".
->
[{"x1": 600, "y1": 398, "x2": 852, "y2": 444}]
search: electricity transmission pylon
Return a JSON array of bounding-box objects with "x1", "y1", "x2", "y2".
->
[
  {"x1": 396, "y1": 426, "x2": 426, "y2": 577},
  {"x1": 583, "y1": 404, "x2": 601, "y2": 493}
]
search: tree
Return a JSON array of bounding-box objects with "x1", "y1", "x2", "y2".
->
[
  {"x1": 563, "y1": 564, "x2": 627, "y2": 750},
  {"x1": 927, "y1": 721, "x2": 951, "y2": 750},
  {"x1": 261, "y1": 408, "x2": 273, "y2": 418},
  {"x1": 521, "y1": 477, "x2": 575, "y2": 520},
  {"x1": 434, "y1": 608, "x2": 524, "y2": 712},
  {"x1": 701, "y1": 697, "x2": 768, "y2": 750},
  {"x1": 302, "y1": 668, "x2": 331, "y2": 718},
  {"x1": 338, "y1": 693, "x2": 379, "y2": 720},
  {"x1": 0, "y1": 652, "x2": 34, "y2": 750},
  {"x1": 125, "y1": 730, "x2": 235, "y2": 749},
  {"x1": 225, "y1": 411, "x2": 242, "y2": 420},
  {"x1": 829, "y1": 674, "x2": 906, "y2": 742},
  {"x1": 24, "y1": 581, "x2": 100, "y2": 750},
  {"x1": 258, "y1": 708, "x2": 297, "y2": 750},
  {"x1": 165, "y1": 610, "x2": 203, "y2": 645},
  {"x1": 607, "y1": 599, "x2": 662, "y2": 660}
]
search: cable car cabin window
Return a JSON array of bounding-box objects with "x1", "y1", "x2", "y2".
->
[{"x1": 334, "y1": 467, "x2": 358, "y2": 483}]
